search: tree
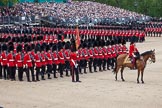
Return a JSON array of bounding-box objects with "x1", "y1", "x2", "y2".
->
[
  {"x1": 0, "y1": 0, "x2": 18, "y2": 7},
  {"x1": 74, "y1": 0, "x2": 162, "y2": 17}
]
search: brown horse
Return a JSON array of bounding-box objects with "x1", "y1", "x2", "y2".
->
[{"x1": 114, "y1": 50, "x2": 156, "y2": 83}]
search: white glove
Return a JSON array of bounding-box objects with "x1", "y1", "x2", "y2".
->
[{"x1": 75, "y1": 63, "x2": 78, "y2": 68}]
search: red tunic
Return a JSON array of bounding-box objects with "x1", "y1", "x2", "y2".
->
[
  {"x1": 58, "y1": 51, "x2": 65, "y2": 64},
  {"x1": 24, "y1": 53, "x2": 33, "y2": 68},
  {"x1": 46, "y1": 52, "x2": 53, "y2": 65},
  {"x1": 107, "y1": 47, "x2": 112, "y2": 58},
  {"x1": 88, "y1": 49, "x2": 94, "y2": 58},
  {"x1": 70, "y1": 52, "x2": 77, "y2": 66},
  {"x1": 129, "y1": 44, "x2": 138, "y2": 57},
  {"x1": 121, "y1": 45, "x2": 128, "y2": 54},
  {"x1": 93, "y1": 47, "x2": 99, "y2": 58},
  {"x1": 1, "y1": 51, "x2": 7, "y2": 66},
  {"x1": 7, "y1": 53, "x2": 15, "y2": 67},
  {"x1": 15, "y1": 53, "x2": 23, "y2": 68},
  {"x1": 52, "y1": 51, "x2": 60, "y2": 65},
  {"x1": 98, "y1": 47, "x2": 104, "y2": 59},
  {"x1": 41, "y1": 52, "x2": 46, "y2": 66},
  {"x1": 34, "y1": 54, "x2": 42, "y2": 67},
  {"x1": 64, "y1": 50, "x2": 71, "y2": 61},
  {"x1": 111, "y1": 46, "x2": 117, "y2": 58},
  {"x1": 102, "y1": 47, "x2": 108, "y2": 59},
  {"x1": 82, "y1": 48, "x2": 89, "y2": 60}
]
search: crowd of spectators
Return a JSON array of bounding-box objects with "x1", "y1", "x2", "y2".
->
[{"x1": 0, "y1": 1, "x2": 151, "y2": 25}]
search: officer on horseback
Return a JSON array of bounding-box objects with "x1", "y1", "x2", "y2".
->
[{"x1": 129, "y1": 41, "x2": 140, "y2": 69}]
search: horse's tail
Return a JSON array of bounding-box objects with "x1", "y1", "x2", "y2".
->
[{"x1": 112, "y1": 57, "x2": 118, "y2": 74}]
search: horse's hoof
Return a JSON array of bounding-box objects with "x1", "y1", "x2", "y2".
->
[
  {"x1": 137, "y1": 81, "x2": 140, "y2": 84},
  {"x1": 142, "y1": 81, "x2": 144, "y2": 84}
]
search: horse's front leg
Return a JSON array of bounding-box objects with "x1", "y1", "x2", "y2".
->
[
  {"x1": 115, "y1": 66, "x2": 120, "y2": 81},
  {"x1": 141, "y1": 69, "x2": 144, "y2": 84},
  {"x1": 121, "y1": 67, "x2": 125, "y2": 81},
  {"x1": 137, "y1": 69, "x2": 140, "y2": 84}
]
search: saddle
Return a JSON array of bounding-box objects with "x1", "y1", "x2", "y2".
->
[{"x1": 123, "y1": 55, "x2": 132, "y2": 64}]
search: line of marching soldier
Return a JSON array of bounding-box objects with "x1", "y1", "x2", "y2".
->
[
  {"x1": 0, "y1": 37, "x2": 128, "y2": 82},
  {"x1": 76, "y1": 38, "x2": 128, "y2": 74}
]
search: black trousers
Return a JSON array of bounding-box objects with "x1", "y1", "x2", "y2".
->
[
  {"x1": 71, "y1": 66, "x2": 79, "y2": 82},
  {"x1": 107, "y1": 58, "x2": 111, "y2": 70},
  {"x1": 102, "y1": 59, "x2": 107, "y2": 70},
  {"x1": 26, "y1": 67, "x2": 35, "y2": 81},
  {"x1": 111, "y1": 58, "x2": 116, "y2": 69},
  {"x1": 93, "y1": 58, "x2": 98, "y2": 71},
  {"x1": 58, "y1": 63, "x2": 63, "y2": 77},
  {"x1": 3, "y1": 65, "x2": 8, "y2": 79},
  {"x1": 35, "y1": 67, "x2": 40, "y2": 81},
  {"x1": 98, "y1": 59, "x2": 103, "y2": 71},
  {"x1": 9, "y1": 67, "x2": 16, "y2": 80},
  {"x1": 52, "y1": 64, "x2": 57, "y2": 78},
  {"x1": 18, "y1": 67, "x2": 23, "y2": 81},
  {"x1": 41, "y1": 65, "x2": 46, "y2": 79},
  {"x1": 0, "y1": 65, "x2": 2, "y2": 78},
  {"x1": 88, "y1": 58, "x2": 93, "y2": 72},
  {"x1": 47, "y1": 64, "x2": 52, "y2": 78},
  {"x1": 65, "y1": 61, "x2": 70, "y2": 76}
]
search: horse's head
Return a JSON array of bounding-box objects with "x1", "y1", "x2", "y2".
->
[
  {"x1": 141, "y1": 49, "x2": 156, "y2": 63},
  {"x1": 149, "y1": 49, "x2": 156, "y2": 63}
]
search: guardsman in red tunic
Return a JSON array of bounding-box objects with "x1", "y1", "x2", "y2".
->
[
  {"x1": 64, "y1": 42, "x2": 71, "y2": 76},
  {"x1": 129, "y1": 42, "x2": 139, "y2": 69},
  {"x1": 93, "y1": 41, "x2": 99, "y2": 72},
  {"x1": 7, "y1": 45, "x2": 16, "y2": 81},
  {"x1": 77, "y1": 44, "x2": 84, "y2": 74},
  {"x1": 58, "y1": 42, "x2": 65, "y2": 77},
  {"x1": 98, "y1": 40, "x2": 104, "y2": 72},
  {"x1": 15, "y1": 44, "x2": 24, "y2": 81},
  {"x1": 106, "y1": 41, "x2": 112, "y2": 70},
  {"x1": 110, "y1": 41, "x2": 116, "y2": 69},
  {"x1": 102, "y1": 41, "x2": 108, "y2": 71},
  {"x1": 121, "y1": 40, "x2": 128, "y2": 54},
  {"x1": 24, "y1": 46, "x2": 35, "y2": 82},
  {"x1": 52, "y1": 44, "x2": 59, "y2": 78},
  {"x1": 82, "y1": 42, "x2": 89, "y2": 74},
  {"x1": 87, "y1": 42, "x2": 94, "y2": 73},
  {"x1": 0, "y1": 44, "x2": 2, "y2": 79},
  {"x1": 45, "y1": 45, "x2": 52, "y2": 79},
  {"x1": 34, "y1": 45, "x2": 42, "y2": 81},
  {"x1": 1, "y1": 44, "x2": 8, "y2": 79},
  {"x1": 40, "y1": 44, "x2": 46, "y2": 80},
  {"x1": 70, "y1": 50, "x2": 81, "y2": 82}
]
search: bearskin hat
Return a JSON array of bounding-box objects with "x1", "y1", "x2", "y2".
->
[
  {"x1": 52, "y1": 44, "x2": 57, "y2": 52},
  {"x1": 46, "y1": 45, "x2": 50, "y2": 52},
  {"x1": 65, "y1": 41, "x2": 71, "y2": 49},
  {"x1": 35, "y1": 45, "x2": 40, "y2": 53},
  {"x1": 0, "y1": 44, "x2": 1, "y2": 52},
  {"x1": 27, "y1": 45, "x2": 31, "y2": 52},
  {"x1": 16, "y1": 44, "x2": 22, "y2": 53},
  {"x1": 58, "y1": 42, "x2": 63, "y2": 51},
  {"x1": 30, "y1": 44, "x2": 35, "y2": 50},
  {"x1": 122, "y1": 39, "x2": 126, "y2": 45},
  {"x1": 11, "y1": 37, "x2": 15, "y2": 42},
  {"x1": 106, "y1": 40, "x2": 110, "y2": 46},
  {"x1": 111, "y1": 40, "x2": 114, "y2": 45},
  {"x1": 24, "y1": 38, "x2": 28, "y2": 43},
  {"x1": 8, "y1": 45, "x2": 14, "y2": 52},
  {"x1": 24, "y1": 44, "x2": 29, "y2": 52},
  {"x1": 83, "y1": 42, "x2": 87, "y2": 48},
  {"x1": 7, "y1": 41, "x2": 13, "y2": 46},
  {"x1": 33, "y1": 37, "x2": 36, "y2": 41},
  {"x1": 49, "y1": 43, "x2": 53, "y2": 48}
]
